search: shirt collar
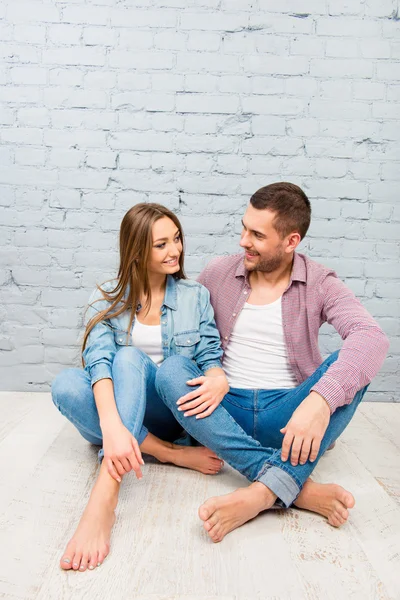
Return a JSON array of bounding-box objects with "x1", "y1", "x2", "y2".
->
[
  {"x1": 235, "y1": 252, "x2": 307, "y2": 286},
  {"x1": 163, "y1": 275, "x2": 178, "y2": 310}
]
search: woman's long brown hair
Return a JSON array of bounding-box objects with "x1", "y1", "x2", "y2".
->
[{"x1": 82, "y1": 203, "x2": 186, "y2": 362}]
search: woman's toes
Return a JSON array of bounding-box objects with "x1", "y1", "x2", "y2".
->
[
  {"x1": 72, "y1": 551, "x2": 82, "y2": 571},
  {"x1": 60, "y1": 556, "x2": 73, "y2": 570},
  {"x1": 79, "y1": 554, "x2": 89, "y2": 572},
  {"x1": 88, "y1": 552, "x2": 98, "y2": 570}
]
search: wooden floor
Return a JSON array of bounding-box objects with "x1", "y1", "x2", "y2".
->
[{"x1": 0, "y1": 393, "x2": 399, "y2": 600}]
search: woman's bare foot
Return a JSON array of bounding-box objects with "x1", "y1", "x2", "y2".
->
[
  {"x1": 167, "y1": 445, "x2": 224, "y2": 475},
  {"x1": 140, "y1": 433, "x2": 223, "y2": 475},
  {"x1": 60, "y1": 461, "x2": 119, "y2": 572},
  {"x1": 294, "y1": 479, "x2": 355, "y2": 527},
  {"x1": 198, "y1": 482, "x2": 277, "y2": 543}
]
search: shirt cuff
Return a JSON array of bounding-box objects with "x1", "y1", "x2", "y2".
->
[
  {"x1": 311, "y1": 376, "x2": 346, "y2": 414},
  {"x1": 202, "y1": 360, "x2": 223, "y2": 374},
  {"x1": 88, "y1": 362, "x2": 113, "y2": 387}
]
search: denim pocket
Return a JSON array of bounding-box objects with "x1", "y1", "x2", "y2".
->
[
  {"x1": 114, "y1": 329, "x2": 132, "y2": 346},
  {"x1": 173, "y1": 329, "x2": 200, "y2": 358}
]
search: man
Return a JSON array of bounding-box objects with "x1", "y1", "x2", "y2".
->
[{"x1": 155, "y1": 182, "x2": 389, "y2": 542}]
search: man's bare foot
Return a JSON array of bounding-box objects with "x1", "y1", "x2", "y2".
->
[
  {"x1": 60, "y1": 462, "x2": 119, "y2": 572},
  {"x1": 294, "y1": 479, "x2": 355, "y2": 527},
  {"x1": 198, "y1": 482, "x2": 277, "y2": 543},
  {"x1": 167, "y1": 445, "x2": 224, "y2": 475}
]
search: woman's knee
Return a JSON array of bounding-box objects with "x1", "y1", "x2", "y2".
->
[
  {"x1": 112, "y1": 346, "x2": 148, "y2": 369},
  {"x1": 51, "y1": 368, "x2": 91, "y2": 413}
]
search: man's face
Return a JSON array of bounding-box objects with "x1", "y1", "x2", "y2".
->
[{"x1": 239, "y1": 205, "x2": 287, "y2": 273}]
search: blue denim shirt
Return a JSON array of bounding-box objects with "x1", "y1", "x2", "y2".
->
[{"x1": 83, "y1": 276, "x2": 223, "y2": 386}]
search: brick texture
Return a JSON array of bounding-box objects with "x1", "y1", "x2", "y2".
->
[{"x1": 0, "y1": 0, "x2": 399, "y2": 400}]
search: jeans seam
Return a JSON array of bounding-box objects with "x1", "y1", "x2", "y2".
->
[{"x1": 223, "y1": 397, "x2": 255, "y2": 411}]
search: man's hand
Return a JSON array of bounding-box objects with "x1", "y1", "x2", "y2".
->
[
  {"x1": 102, "y1": 421, "x2": 144, "y2": 483},
  {"x1": 280, "y1": 391, "x2": 331, "y2": 466},
  {"x1": 176, "y1": 375, "x2": 229, "y2": 419}
]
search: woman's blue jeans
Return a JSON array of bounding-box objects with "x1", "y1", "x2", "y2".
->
[
  {"x1": 51, "y1": 347, "x2": 184, "y2": 458},
  {"x1": 155, "y1": 351, "x2": 368, "y2": 507}
]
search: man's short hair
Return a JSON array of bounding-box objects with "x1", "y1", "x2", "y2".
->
[{"x1": 250, "y1": 182, "x2": 311, "y2": 240}]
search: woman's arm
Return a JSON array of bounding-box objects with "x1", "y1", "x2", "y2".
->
[
  {"x1": 175, "y1": 285, "x2": 228, "y2": 418},
  {"x1": 93, "y1": 378, "x2": 144, "y2": 482}
]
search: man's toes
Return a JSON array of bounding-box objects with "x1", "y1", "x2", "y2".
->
[
  {"x1": 328, "y1": 514, "x2": 341, "y2": 527},
  {"x1": 329, "y1": 511, "x2": 346, "y2": 527},
  {"x1": 203, "y1": 519, "x2": 212, "y2": 532},
  {"x1": 344, "y1": 491, "x2": 355, "y2": 509},
  {"x1": 60, "y1": 555, "x2": 73, "y2": 570},
  {"x1": 339, "y1": 507, "x2": 349, "y2": 521},
  {"x1": 198, "y1": 499, "x2": 217, "y2": 522},
  {"x1": 204, "y1": 511, "x2": 219, "y2": 533},
  {"x1": 336, "y1": 512, "x2": 346, "y2": 526},
  {"x1": 209, "y1": 524, "x2": 223, "y2": 543}
]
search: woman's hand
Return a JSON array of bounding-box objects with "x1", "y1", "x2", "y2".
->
[
  {"x1": 101, "y1": 421, "x2": 144, "y2": 483},
  {"x1": 176, "y1": 374, "x2": 229, "y2": 419}
]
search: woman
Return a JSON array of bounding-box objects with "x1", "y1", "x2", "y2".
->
[{"x1": 52, "y1": 203, "x2": 229, "y2": 572}]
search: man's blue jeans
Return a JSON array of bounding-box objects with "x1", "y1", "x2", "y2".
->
[
  {"x1": 155, "y1": 351, "x2": 368, "y2": 507},
  {"x1": 51, "y1": 347, "x2": 184, "y2": 457}
]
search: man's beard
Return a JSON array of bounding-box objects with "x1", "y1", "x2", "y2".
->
[{"x1": 245, "y1": 250, "x2": 284, "y2": 273}]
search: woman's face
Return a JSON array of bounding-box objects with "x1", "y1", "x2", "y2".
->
[{"x1": 147, "y1": 217, "x2": 182, "y2": 277}]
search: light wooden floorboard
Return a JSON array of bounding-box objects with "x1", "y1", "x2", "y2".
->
[{"x1": 0, "y1": 395, "x2": 399, "y2": 600}]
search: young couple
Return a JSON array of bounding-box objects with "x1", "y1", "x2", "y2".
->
[{"x1": 52, "y1": 182, "x2": 388, "y2": 572}]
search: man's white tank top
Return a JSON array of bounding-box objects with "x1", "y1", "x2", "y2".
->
[{"x1": 223, "y1": 298, "x2": 297, "y2": 390}]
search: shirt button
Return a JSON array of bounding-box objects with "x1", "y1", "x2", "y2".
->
[
  {"x1": 232, "y1": 312, "x2": 236, "y2": 317},
  {"x1": 224, "y1": 336, "x2": 228, "y2": 340}
]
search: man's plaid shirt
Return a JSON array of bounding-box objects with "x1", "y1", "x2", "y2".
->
[{"x1": 198, "y1": 252, "x2": 389, "y2": 414}]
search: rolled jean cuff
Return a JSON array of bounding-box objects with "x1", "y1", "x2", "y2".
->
[
  {"x1": 256, "y1": 464, "x2": 300, "y2": 508},
  {"x1": 137, "y1": 425, "x2": 149, "y2": 446}
]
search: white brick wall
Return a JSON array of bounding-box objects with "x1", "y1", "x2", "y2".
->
[{"x1": 0, "y1": 0, "x2": 399, "y2": 400}]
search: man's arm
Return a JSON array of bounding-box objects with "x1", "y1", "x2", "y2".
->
[
  {"x1": 311, "y1": 273, "x2": 389, "y2": 413},
  {"x1": 281, "y1": 273, "x2": 389, "y2": 466}
]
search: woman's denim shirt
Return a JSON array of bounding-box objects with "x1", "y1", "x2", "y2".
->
[{"x1": 83, "y1": 275, "x2": 223, "y2": 386}]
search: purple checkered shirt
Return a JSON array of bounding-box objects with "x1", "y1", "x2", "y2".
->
[{"x1": 198, "y1": 252, "x2": 389, "y2": 414}]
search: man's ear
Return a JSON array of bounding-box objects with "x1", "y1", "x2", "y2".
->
[{"x1": 285, "y1": 232, "x2": 301, "y2": 253}]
